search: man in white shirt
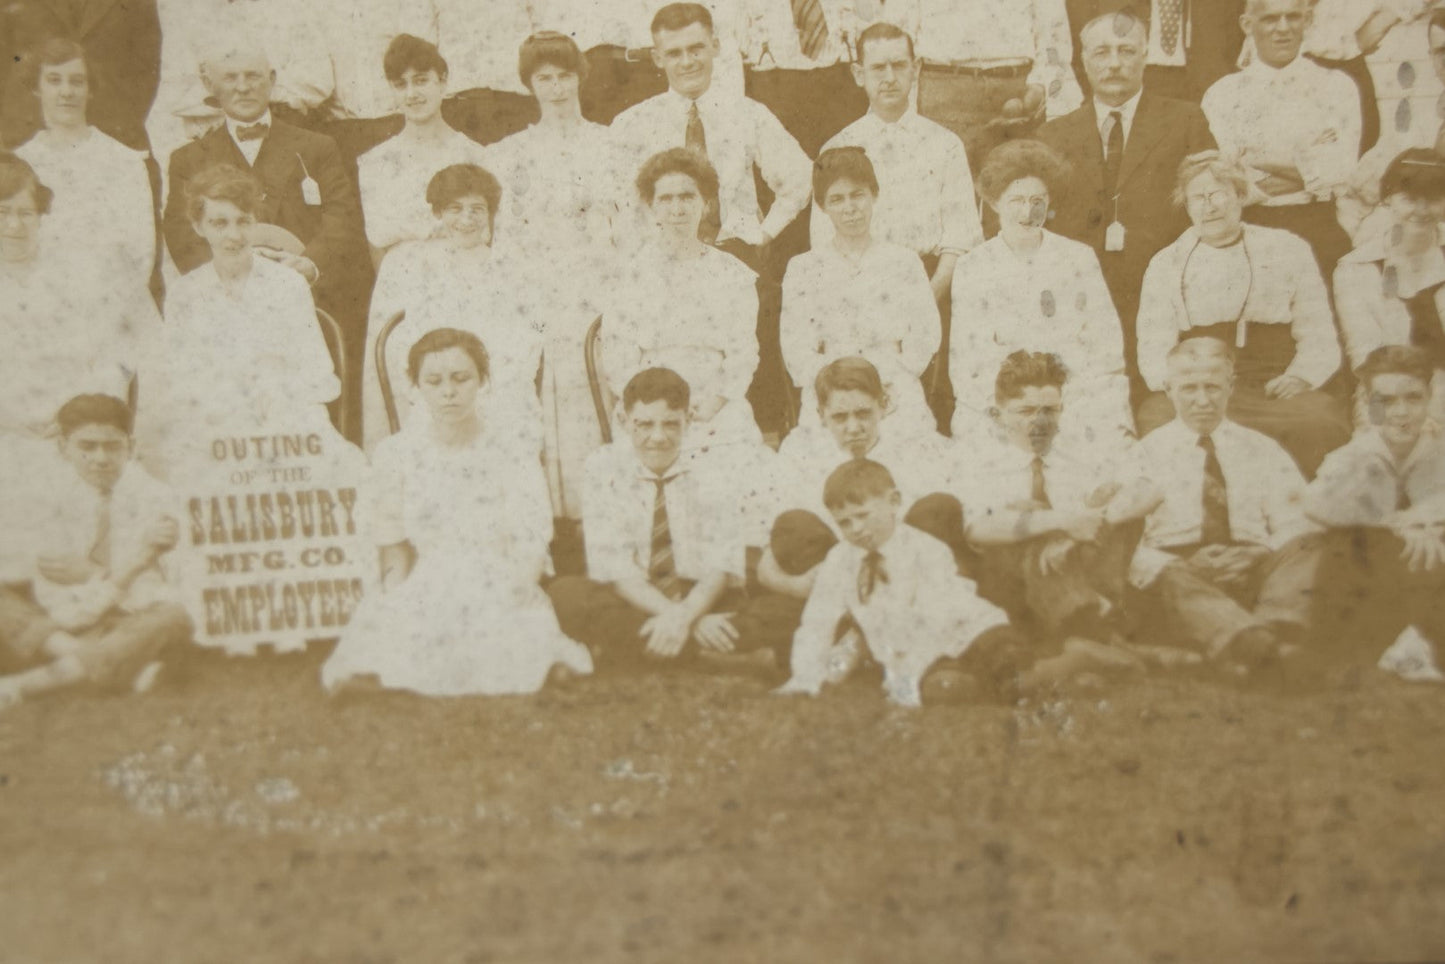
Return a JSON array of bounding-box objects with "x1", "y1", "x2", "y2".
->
[
  {"x1": 960, "y1": 351, "x2": 1149, "y2": 645},
  {"x1": 1306, "y1": 345, "x2": 1445, "y2": 678},
  {"x1": 1126, "y1": 337, "x2": 1320, "y2": 675},
  {"x1": 1201, "y1": 0, "x2": 1363, "y2": 276},
  {"x1": 739, "y1": 0, "x2": 868, "y2": 155},
  {"x1": 548, "y1": 368, "x2": 788, "y2": 669},
  {"x1": 610, "y1": 2, "x2": 812, "y2": 263},
  {"x1": 883, "y1": 0, "x2": 1083, "y2": 170},
  {"x1": 0, "y1": 395, "x2": 191, "y2": 711},
  {"x1": 812, "y1": 23, "x2": 982, "y2": 305}
]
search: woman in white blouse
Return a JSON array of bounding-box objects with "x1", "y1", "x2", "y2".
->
[
  {"x1": 13, "y1": 39, "x2": 156, "y2": 288},
  {"x1": 782, "y1": 147, "x2": 941, "y2": 437},
  {"x1": 361, "y1": 163, "x2": 543, "y2": 458},
  {"x1": 1136, "y1": 151, "x2": 1350, "y2": 476},
  {"x1": 1334, "y1": 147, "x2": 1445, "y2": 425},
  {"x1": 602, "y1": 148, "x2": 762, "y2": 449},
  {"x1": 949, "y1": 139, "x2": 1133, "y2": 450},
  {"x1": 0, "y1": 154, "x2": 154, "y2": 448},
  {"x1": 141, "y1": 164, "x2": 339, "y2": 469},
  {"x1": 487, "y1": 32, "x2": 619, "y2": 521},
  {"x1": 356, "y1": 34, "x2": 488, "y2": 263}
]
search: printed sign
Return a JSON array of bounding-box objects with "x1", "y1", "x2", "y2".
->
[{"x1": 172, "y1": 427, "x2": 372, "y2": 654}]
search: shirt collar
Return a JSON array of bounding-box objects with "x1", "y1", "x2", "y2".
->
[
  {"x1": 630, "y1": 447, "x2": 690, "y2": 482},
  {"x1": 668, "y1": 85, "x2": 717, "y2": 116},
  {"x1": 1358, "y1": 424, "x2": 1444, "y2": 474},
  {"x1": 863, "y1": 106, "x2": 921, "y2": 134},
  {"x1": 1245, "y1": 54, "x2": 1306, "y2": 82},
  {"x1": 1092, "y1": 89, "x2": 1142, "y2": 136},
  {"x1": 226, "y1": 109, "x2": 273, "y2": 143}
]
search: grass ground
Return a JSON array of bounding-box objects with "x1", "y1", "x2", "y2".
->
[{"x1": 2, "y1": 645, "x2": 1444, "y2": 964}]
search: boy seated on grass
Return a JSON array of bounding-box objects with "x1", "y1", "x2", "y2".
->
[
  {"x1": 0, "y1": 395, "x2": 193, "y2": 710},
  {"x1": 775, "y1": 459, "x2": 1029, "y2": 707}
]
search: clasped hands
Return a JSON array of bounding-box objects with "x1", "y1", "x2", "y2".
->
[{"x1": 641, "y1": 605, "x2": 739, "y2": 658}]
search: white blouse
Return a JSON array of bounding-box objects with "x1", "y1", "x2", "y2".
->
[{"x1": 357, "y1": 128, "x2": 489, "y2": 251}]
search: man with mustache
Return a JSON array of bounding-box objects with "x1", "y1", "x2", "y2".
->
[
  {"x1": 1123, "y1": 336, "x2": 1321, "y2": 678},
  {"x1": 1039, "y1": 10, "x2": 1215, "y2": 398}
]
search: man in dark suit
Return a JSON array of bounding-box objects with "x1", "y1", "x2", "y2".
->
[
  {"x1": 0, "y1": 0, "x2": 161, "y2": 151},
  {"x1": 1066, "y1": 0, "x2": 1246, "y2": 105},
  {"x1": 162, "y1": 43, "x2": 371, "y2": 441},
  {"x1": 1039, "y1": 9, "x2": 1214, "y2": 399}
]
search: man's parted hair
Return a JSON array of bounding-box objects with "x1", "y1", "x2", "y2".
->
[
  {"x1": 855, "y1": 21, "x2": 914, "y2": 63},
  {"x1": 636, "y1": 147, "x2": 719, "y2": 205},
  {"x1": 57, "y1": 394, "x2": 133, "y2": 437},
  {"x1": 0, "y1": 152, "x2": 53, "y2": 213},
  {"x1": 995, "y1": 350, "x2": 1069, "y2": 404},
  {"x1": 426, "y1": 163, "x2": 502, "y2": 228},
  {"x1": 823, "y1": 459, "x2": 897, "y2": 511},
  {"x1": 384, "y1": 34, "x2": 449, "y2": 84},
  {"x1": 651, "y1": 3, "x2": 713, "y2": 37},
  {"x1": 186, "y1": 164, "x2": 262, "y2": 222},
  {"x1": 1356, "y1": 345, "x2": 1435, "y2": 390},
  {"x1": 518, "y1": 31, "x2": 587, "y2": 88},
  {"x1": 1168, "y1": 335, "x2": 1236, "y2": 371},
  {"x1": 623, "y1": 367, "x2": 691, "y2": 413},
  {"x1": 815, "y1": 356, "x2": 886, "y2": 409},
  {"x1": 813, "y1": 147, "x2": 878, "y2": 206},
  {"x1": 406, "y1": 327, "x2": 490, "y2": 385}
]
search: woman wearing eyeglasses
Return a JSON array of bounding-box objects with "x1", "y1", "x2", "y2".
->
[{"x1": 1135, "y1": 151, "x2": 1350, "y2": 476}]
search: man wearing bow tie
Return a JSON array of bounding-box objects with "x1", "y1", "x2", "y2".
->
[{"x1": 161, "y1": 41, "x2": 370, "y2": 439}]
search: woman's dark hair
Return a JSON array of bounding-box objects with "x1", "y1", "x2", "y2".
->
[
  {"x1": 406, "y1": 327, "x2": 490, "y2": 385},
  {"x1": 813, "y1": 147, "x2": 879, "y2": 207},
  {"x1": 0, "y1": 152, "x2": 53, "y2": 213},
  {"x1": 26, "y1": 37, "x2": 94, "y2": 96},
  {"x1": 383, "y1": 34, "x2": 448, "y2": 85},
  {"x1": 976, "y1": 139, "x2": 1073, "y2": 204},
  {"x1": 1380, "y1": 148, "x2": 1445, "y2": 203},
  {"x1": 635, "y1": 147, "x2": 719, "y2": 206},
  {"x1": 518, "y1": 31, "x2": 587, "y2": 89},
  {"x1": 186, "y1": 164, "x2": 263, "y2": 222},
  {"x1": 57, "y1": 393, "x2": 133, "y2": 437},
  {"x1": 425, "y1": 163, "x2": 502, "y2": 228}
]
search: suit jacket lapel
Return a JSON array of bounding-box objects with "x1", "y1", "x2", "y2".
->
[
  {"x1": 203, "y1": 123, "x2": 251, "y2": 170},
  {"x1": 1116, "y1": 94, "x2": 1169, "y2": 189}
]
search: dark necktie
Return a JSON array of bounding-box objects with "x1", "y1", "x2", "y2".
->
[
  {"x1": 791, "y1": 0, "x2": 828, "y2": 60},
  {"x1": 90, "y1": 493, "x2": 113, "y2": 571},
  {"x1": 1030, "y1": 456, "x2": 1051, "y2": 509},
  {"x1": 1199, "y1": 435, "x2": 1231, "y2": 546},
  {"x1": 684, "y1": 102, "x2": 722, "y2": 244},
  {"x1": 1396, "y1": 468, "x2": 1413, "y2": 511},
  {"x1": 649, "y1": 475, "x2": 686, "y2": 600},
  {"x1": 1102, "y1": 110, "x2": 1124, "y2": 194},
  {"x1": 236, "y1": 122, "x2": 269, "y2": 142},
  {"x1": 857, "y1": 549, "x2": 887, "y2": 603},
  {"x1": 1159, "y1": 0, "x2": 1185, "y2": 55}
]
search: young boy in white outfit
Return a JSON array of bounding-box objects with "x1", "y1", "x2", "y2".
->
[{"x1": 776, "y1": 459, "x2": 1026, "y2": 706}]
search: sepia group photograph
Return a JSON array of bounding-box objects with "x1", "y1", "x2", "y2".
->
[{"x1": 1, "y1": 0, "x2": 1443, "y2": 960}]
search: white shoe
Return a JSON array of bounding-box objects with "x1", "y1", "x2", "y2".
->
[{"x1": 1379, "y1": 626, "x2": 1445, "y2": 683}]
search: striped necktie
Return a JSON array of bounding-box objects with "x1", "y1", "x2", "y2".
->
[
  {"x1": 791, "y1": 0, "x2": 829, "y2": 61},
  {"x1": 649, "y1": 475, "x2": 686, "y2": 600}
]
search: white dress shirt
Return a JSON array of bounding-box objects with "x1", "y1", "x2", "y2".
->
[
  {"x1": 1201, "y1": 55, "x2": 1363, "y2": 205},
  {"x1": 1, "y1": 251, "x2": 153, "y2": 439},
  {"x1": 487, "y1": 120, "x2": 621, "y2": 261},
  {"x1": 1136, "y1": 224, "x2": 1342, "y2": 391},
  {"x1": 1333, "y1": 229, "x2": 1445, "y2": 369},
  {"x1": 24, "y1": 463, "x2": 180, "y2": 631},
  {"x1": 322, "y1": 0, "x2": 441, "y2": 121},
  {"x1": 949, "y1": 230, "x2": 1133, "y2": 447},
  {"x1": 226, "y1": 110, "x2": 273, "y2": 167},
  {"x1": 1307, "y1": 426, "x2": 1445, "y2": 527},
  {"x1": 958, "y1": 433, "x2": 1109, "y2": 533},
  {"x1": 582, "y1": 441, "x2": 746, "y2": 583},
  {"x1": 601, "y1": 243, "x2": 761, "y2": 438},
  {"x1": 781, "y1": 239, "x2": 940, "y2": 434},
  {"x1": 610, "y1": 86, "x2": 812, "y2": 246},
  {"x1": 786, "y1": 523, "x2": 1010, "y2": 705},
  {"x1": 811, "y1": 109, "x2": 982, "y2": 258},
  {"x1": 356, "y1": 129, "x2": 489, "y2": 250},
  {"x1": 1126, "y1": 418, "x2": 1312, "y2": 586},
  {"x1": 15, "y1": 128, "x2": 156, "y2": 287},
  {"x1": 360, "y1": 240, "x2": 544, "y2": 456},
  {"x1": 884, "y1": 0, "x2": 1083, "y2": 118}
]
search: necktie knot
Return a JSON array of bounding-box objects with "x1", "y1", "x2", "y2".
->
[{"x1": 236, "y1": 122, "x2": 269, "y2": 142}]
